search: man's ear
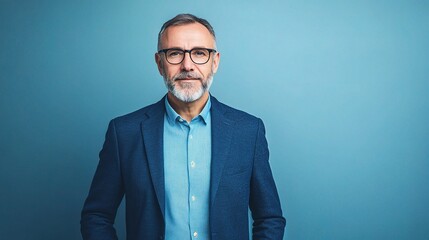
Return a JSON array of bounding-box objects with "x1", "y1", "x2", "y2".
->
[
  {"x1": 212, "y1": 52, "x2": 220, "y2": 74},
  {"x1": 155, "y1": 53, "x2": 164, "y2": 76}
]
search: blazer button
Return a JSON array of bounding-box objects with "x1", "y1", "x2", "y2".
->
[{"x1": 159, "y1": 235, "x2": 164, "y2": 239}]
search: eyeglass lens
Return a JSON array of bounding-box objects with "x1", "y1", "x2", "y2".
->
[{"x1": 166, "y1": 49, "x2": 211, "y2": 64}]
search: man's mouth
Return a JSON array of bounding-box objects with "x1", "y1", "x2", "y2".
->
[
  {"x1": 174, "y1": 72, "x2": 202, "y2": 81},
  {"x1": 176, "y1": 77, "x2": 200, "y2": 81}
]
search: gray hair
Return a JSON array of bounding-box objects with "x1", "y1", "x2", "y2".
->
[{"x1": 157, "y1": 14, "x2": 216, "y2": 50}]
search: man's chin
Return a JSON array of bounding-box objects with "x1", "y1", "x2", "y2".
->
[
  {"x1": 176, "y1": 80, "x2": 200, "y2": 89},
  {"x1": 171, "y1": 89, "x2": 206, "y2": 103}
]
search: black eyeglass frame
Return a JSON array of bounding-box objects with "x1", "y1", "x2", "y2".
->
[{"x1": 157, "y1": 48, "x2": 217, "y2": 65}]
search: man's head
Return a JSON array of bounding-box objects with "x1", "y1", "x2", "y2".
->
[{"x1": 155, "y1": 14, "x2": 220, "y2": 103}]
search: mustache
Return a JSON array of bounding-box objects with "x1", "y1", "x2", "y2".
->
[{"x1": 172, "y1": 71, "x2": 202, "y2": 81}]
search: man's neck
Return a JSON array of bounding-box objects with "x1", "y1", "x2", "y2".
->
[{"x1": 167, "y1": 92, "x2": 209, "y2": 122}]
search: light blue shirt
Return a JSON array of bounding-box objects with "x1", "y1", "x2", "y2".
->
[{"x1": 164, "y1": 96, "x2": 212, "y2": 240}]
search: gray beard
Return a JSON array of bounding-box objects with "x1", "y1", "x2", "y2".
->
[{"x1": 163, "y1": 72, "x2": 214, "y2": 103}]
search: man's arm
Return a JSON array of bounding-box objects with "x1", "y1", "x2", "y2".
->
[
  {"x1": 81, "y1": 120, "x2": 124, "y2": 240},
  {"x1": 249, "y1": 119, "x2": 286, "y2": 239}
]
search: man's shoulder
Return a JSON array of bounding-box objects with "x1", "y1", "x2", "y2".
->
[
  {"x1": 211, "y1": 96, "x2": 262, "y2": 124},
  {"x1": 111, "y1": 97, "x2": 165, "y2": 125},
  {"x1": 110, "y1": 95, "x2": 263, "y2": 126}
]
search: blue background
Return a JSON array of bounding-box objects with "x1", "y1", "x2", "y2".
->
[{"x1": 1, "y1": 0, "x2": 428, "y2": 239}]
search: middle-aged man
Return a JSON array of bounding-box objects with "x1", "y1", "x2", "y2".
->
[{"x1": 81, "y1": 13, "x2": 286, "y2": 240}]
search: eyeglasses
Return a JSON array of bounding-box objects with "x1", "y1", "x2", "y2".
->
[{"x1": 158, "y1": 48, "x2": 217, "y2": 65}]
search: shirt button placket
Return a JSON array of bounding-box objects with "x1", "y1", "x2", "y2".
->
[{"x1": 189, "y1": 126, "x2": 196, "y2": 239}]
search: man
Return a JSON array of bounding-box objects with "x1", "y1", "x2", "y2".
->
[{"x1": 81, "y1": 14, "x2": 285, "y2": 240}]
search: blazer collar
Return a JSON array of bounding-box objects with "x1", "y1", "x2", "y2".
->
[
  {"x1": 141, "y1": 97, "x2": 166, "y2": 219},
  {"x1": 209, "y1": 96, "x2": 235, "y2": 207}
]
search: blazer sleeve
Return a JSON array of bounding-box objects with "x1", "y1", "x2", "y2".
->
[
  {"x1": 249, "y1": 119, "x2": 286, "y2": 239},
  {"x1": 81, "y1": 120, "x2": 124, "y2": 240}
]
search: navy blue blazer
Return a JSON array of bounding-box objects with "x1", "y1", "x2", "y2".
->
[{"x1": 81, "y1": 96, "x2": 285, "y2": 240}]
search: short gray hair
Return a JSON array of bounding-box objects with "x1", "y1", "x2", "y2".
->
[{"x1": 157, "y1": 14, "x2": 216, "y2": 50}]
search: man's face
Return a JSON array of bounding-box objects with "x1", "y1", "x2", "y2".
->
[{"x1": 155, "y1": 23, "x2": 220, "y2": 103}]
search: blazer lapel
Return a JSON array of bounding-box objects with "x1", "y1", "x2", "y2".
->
[
  {"x1": 210, "y1": 97, "x2": 235, "y2": 207},
  {"x1": 141, "y1": 98, "x2": 166, "y2": 219}
]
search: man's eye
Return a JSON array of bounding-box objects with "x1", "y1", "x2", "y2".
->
[
  {"x1": 168, "y1": 51, "x2": 183, "y2": 57},
  {"x1": 192, "y1": 50, "x2": 208, "y2": 57}
]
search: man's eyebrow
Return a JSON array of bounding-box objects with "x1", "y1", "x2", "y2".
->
[{"x1": 164, "y1": 47, "x2": 183, "y2": 50}]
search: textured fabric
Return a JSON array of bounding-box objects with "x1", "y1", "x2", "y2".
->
[
  {"x1": 81, "y1": 95, "x2": 286, "y2": 240},
  {"x1": 163, "y1": 97, "x2": 212, "y2": 240}
]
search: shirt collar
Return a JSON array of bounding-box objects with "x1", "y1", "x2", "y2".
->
[{"x1": 164, "y1": 95, "x2": 212, "y2": 125}]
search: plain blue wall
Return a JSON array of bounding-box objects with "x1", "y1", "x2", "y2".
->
[{"x1": 1, "y1": 1, "x2": 428, "y2": 239}]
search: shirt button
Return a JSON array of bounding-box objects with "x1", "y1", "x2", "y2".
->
[
  {"x1": 190, "y1": 161, "x2": 195, "y2": 168},
  {"x1": 191, "y1": 195, "x2": 196, "y2": 201},
  {"x1": 193, "y1": 231, "x2": 198, "y2": 238},
  {"x1": 189, "y1": 135, "x2": 193, "y2": 139}
]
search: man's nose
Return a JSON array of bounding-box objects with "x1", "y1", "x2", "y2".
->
[{"x1": 180, "y1": 52, "x2": 194, "y2": 71}]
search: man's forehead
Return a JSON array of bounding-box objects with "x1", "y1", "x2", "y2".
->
[
  {"x1": 164, "y1": 22, "x2": 211, "y2": 35},
  {"x1": 161, "y1": 23, "x2": 215, "y2": 47}
]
